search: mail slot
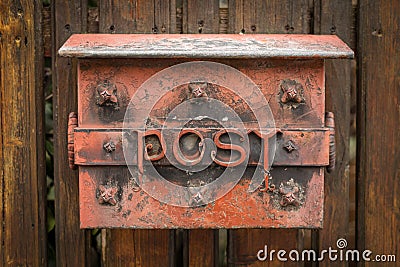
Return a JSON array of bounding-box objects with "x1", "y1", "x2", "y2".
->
[{"x1": 59, "y1": 34, "x2": 353, "y2": 228}]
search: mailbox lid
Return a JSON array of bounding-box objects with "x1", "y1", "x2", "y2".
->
[{"x1": 59, "y1": 34, "x2": 354, "y2": 59}]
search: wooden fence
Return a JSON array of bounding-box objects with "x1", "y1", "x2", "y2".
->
[{"x1": 0, "y1": 0, "x2": 398, "y2": 266}]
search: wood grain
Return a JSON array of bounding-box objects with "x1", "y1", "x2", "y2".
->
[
  {"x1": 0, "y1": 0, "x2": 46, "y2": 265},
  {"x1": 228, "y1": 229, "x2": 302, "y2": 266},
  {"x1": 312, "y1": 1, "x2": 354, "y2": 266},
  {"x1": 103, "y1": 229, "x2": 175, "y2": 267},
  {"x1": 185, "y1": 230, "x2": 218, "y2": 267},
  {"x1": 228, "y1": 0, "x2": 313, "y2": 34},
  {"x1": 154, "y1": 0, "x2": 176, "y2": 33},
  {"x1": 53, "y1": 0, "x2": 97, "y2": 266},
  {"x1": 357, "y1": 0, "x2": 400, "y2": 266},
  {"x1": 183, "y1": 0, "x2": 220, "y2": 34},
  {"x1": 99, "y1": 0, "x2": 155, "y2": 33}
]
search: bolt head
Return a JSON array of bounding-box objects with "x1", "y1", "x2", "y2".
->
[
  {"x1": 98, "y1": 185, "x2": 118, "y2": 205},
  {"x1": 284, "y1": 140, "x2": 297, "y2": 153},
  {"x1": 103, "y1": 141, "x2": 116, "y2": 153}
]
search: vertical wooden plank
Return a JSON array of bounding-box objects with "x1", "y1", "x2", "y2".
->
[
  {"x1": 0, "y1": 0, "x2": 47, "y2": 266},
  {"x1": 227, "y1": 1, "x2": 313, "y2": 266},
  {"x1": 183, "y1": 0, "x2": 220, "y2": 34},
  {"x1": 228, "y1": 0, "x2": 313, "y2": 34},
  {"x1": 228, "y1": 229, "x2": 303, "y2": 266},
  {"x1": 53, "y1": 0, "x2": 96, "y2": 266},
  {"x1": 42, "y1": 6, "x2": 52, "y2": 57},
  {"x1": 88, "y1": 7, "x2": 100, "y2": 34},
  {"x1": 154, "y1": 0, "x2": 176, "y2": 33},
  {"x1": 186, "y1": 229, "x2": 218, "y2": 267},
  {"x1": 98, "y1": 1, "x2": 176, "y2": 266},
  {"x1": 219, "y1": 0, "x2": 229, "y2": 34},
  {"x1": 313, "y1": 1, "x2": 354, "y2": 266},
  {"x1": 227, "y1": 0, "x2": 243, "y2": 33},
  {"x1": 99, "y1": 0, "x2": 155, "y2": 33},
  {"x1": 357, "y1": 0, "x2": 400, "y2": 265},
  {"x1": 103, "y1": 230, "x2": 175, "y2": 266}
]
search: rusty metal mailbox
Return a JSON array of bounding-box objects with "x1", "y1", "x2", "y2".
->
[{"x1": 59, "y1": 34, "x2": 353, "y2": 228}]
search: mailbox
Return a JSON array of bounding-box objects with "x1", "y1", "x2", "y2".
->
[{"x1": 59, "y1": 34, "x2": 353, "y2": 228}]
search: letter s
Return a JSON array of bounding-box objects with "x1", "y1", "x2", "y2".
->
[{"x1": 213, "y1": 129, "x2": 247, "y2": 167}]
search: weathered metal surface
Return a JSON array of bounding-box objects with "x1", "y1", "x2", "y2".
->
[
  {"x1": 73, "y1": 128, "x2": 330, "y2": 167},
  {"x1": 58, "y1": 34, "x2": 344, "y2": 229},
  {"x1": 77, "y1": 58, "x2": 326, "y2": 128},
  {"x1": 59, "y1": 34, "x2": 354, "y2": 59},
  {"x1": 79, "y1": 166, "x2": 324, "y2": 228}
]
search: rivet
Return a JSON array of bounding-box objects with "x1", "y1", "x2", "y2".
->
[
  {"x1": 280, "y1": 79, "x2": 303, "y2": 105},
  {"x1": 283, "y1": 140, "x2": 297, "y2": 153},
  {"x1": 96, "y1": 80, "x2": 119, "y2": 110},
  {"x1": 279, "y1": 185, "x2": 299, "y2": 207},
  {"x1": 98, "y1": 185, "x2": 119, "y2": 206},
  {"x1": 189, "y1": 82, "x2": 208, "y2": 98},
  {"x1": 103, "y1": 141, "x2": 116, "y2": 153},
  {"x1": 192, "y1": 192, "x2": 203, "y2": 204}
]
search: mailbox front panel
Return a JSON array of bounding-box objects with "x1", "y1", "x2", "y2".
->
[
  {"x1": 59, "y1": 34, "x2": 353, "y2": 229},
  {"x1": 75, "y1": 58, "x2": 326, "y2": 228}
]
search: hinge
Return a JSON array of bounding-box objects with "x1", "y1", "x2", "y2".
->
[
  {"x1": 68, "y1": 112, "x2": 78, "y2": 170},
  {"x1": 325, "y1": 112, "x2": 335, "y2": 173}
]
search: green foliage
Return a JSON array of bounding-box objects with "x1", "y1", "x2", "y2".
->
[
  {"x1": 88, "y1": 0, "x2": 98, "y2": 7},
  {"x1": 44, "y1": 62, "x2": 56, "y2": 266}
]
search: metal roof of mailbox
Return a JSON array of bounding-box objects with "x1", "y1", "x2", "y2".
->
[{"x1": 59, "y1": 34, "x2": 354, "y2": 59}]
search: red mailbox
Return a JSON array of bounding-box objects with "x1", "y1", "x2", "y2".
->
[{"x1": 59, "y1": 34, "x2": 353, "y2": 228}]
